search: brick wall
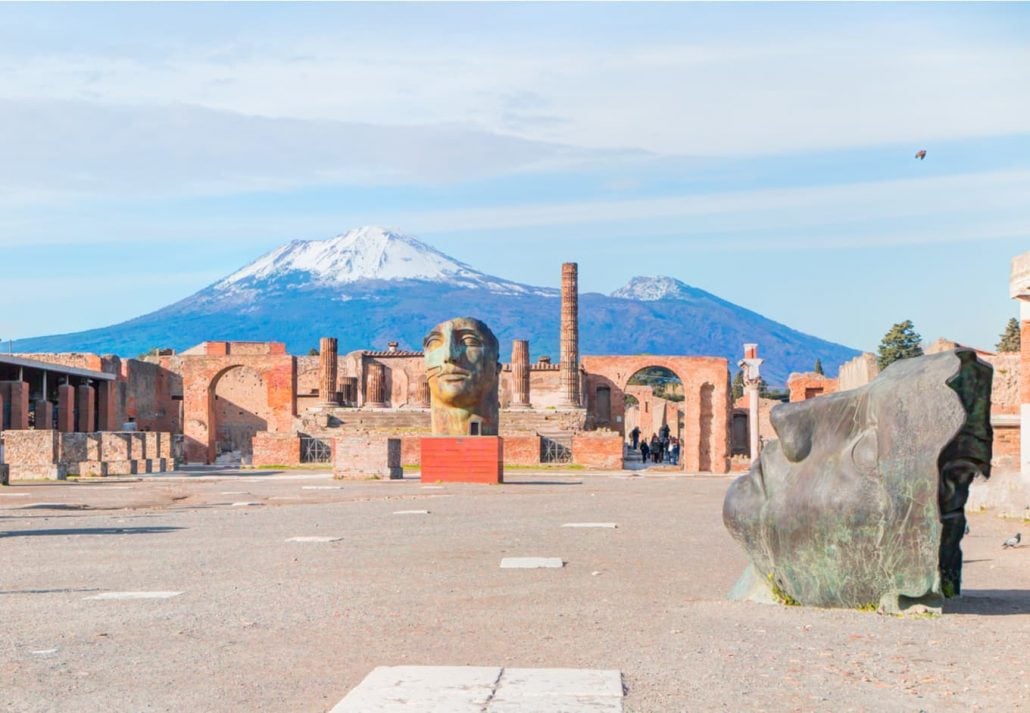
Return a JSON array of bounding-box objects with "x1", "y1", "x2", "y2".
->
[
  {"x1": 334, "y1": 435, "x2": 402, "y2": 479},
  {"x1": 504, "y1": 435, "x2": 541, "y2": 465},
  {"x1": 252, "y1": 432, "x2": 301, "y2": 467},
  {"x1": 786, "y1": 372, "x2": 839, "y2": 402},
  {"x1": 572, "y1": 433, "x2": 623, "y2": 470}
]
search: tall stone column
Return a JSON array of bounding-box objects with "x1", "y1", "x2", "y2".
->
[
  {"x1": 1011, "y1": 251, "x2": 1030, "y2": 475},
  {"x1": 76, "y1": 383, "x2": 96, "y2": 433},
  {"x1": 319, "y1": 337, "x2": 340, "y2": 406},
  {"x1": 0, "y1": 391, "x2": 4, "y2": 431},
  {"x1": 511, "y1": 339, "x2": 531, "y2": 408},
  {"x1": 738, "y1": 343, "x2": 763, "y2": 461},
  {"x1": 57, "y1": 384, "x2": 75, "y2": 433},
  {"x1": 365, "y1": 362, "x2": 386, "y2": 408},
  {"x1": 416, "y1": 377, "x2": 430, "y2": 408},
  {"x1": 97, "y1": 380, "x2": 119, "y2": 431},
  {"x1": 559, "y1": 262, "x2": 580, "y2": 407}
]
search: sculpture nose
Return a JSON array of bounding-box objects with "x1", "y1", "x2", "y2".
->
[{"x1": 444, "y1": 336, "x2": 462, "y2": 363}]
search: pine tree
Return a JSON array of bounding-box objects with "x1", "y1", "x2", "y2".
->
[
  {"x1": 877, "y1": 320, "x2": 923, "y2": 369},
  {"x1": 813, "y1": 359, "x2": 824, "y2": 375},
  {"x1": 996, "y1": 317, "x2": 1021, "y2": 353},
  {"x1": 731, "y1": 370, "x2": 744, "y2": 400}
]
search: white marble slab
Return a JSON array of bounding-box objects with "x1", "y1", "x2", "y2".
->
[
  {"x1": 331, "y1": 666, "x2": 622, "y2": 712},
  {"x1": 286, "y1": 536, "x2": 342, "y2": 543},
  {"x1": 561, "y1": 523, "x2": 618, "y2": 529},
  {"x1": 393, "y1": 510, "x2": 430, "y2": 515},
  {"x1": 500, "y1": 557, "x2": 564, "y2": 569},
  {"x1": 230, "y1": 501, "x2": 262, "y2": 507},
  {"x1": 85, "y1": 591, "x2": 183, "y2": 600}
]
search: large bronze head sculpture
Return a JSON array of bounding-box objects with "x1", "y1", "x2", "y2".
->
[
  {"x1": 422, "y1": 317, "x2": 500, "y2": 436},
  {"x1": 723, "y1": 349, "x2": 992, "y2": 613}
]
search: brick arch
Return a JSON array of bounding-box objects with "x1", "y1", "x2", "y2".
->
[
  {"x1": 181, "y1": 355, "x2": 296, "y2": 464},
  {"x1": 580, "y1": 355, "x2": 731, "y2": 473}
]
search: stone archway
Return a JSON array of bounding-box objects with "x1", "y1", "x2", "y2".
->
[
  {"x1": 209, "y1": 365, "x2": 270, "y2": 464},
  {"x1": 580, "y1": 355, "x2": 730, "y2": 474}
]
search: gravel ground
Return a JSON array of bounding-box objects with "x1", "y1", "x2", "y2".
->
[{"x1": 1, "y1": 468, "x2": 1028, "y2": 713}]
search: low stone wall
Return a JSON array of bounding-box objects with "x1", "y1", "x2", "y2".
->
[
  {"x1": 504, "y1": 435, "x2": 541, "y2": 466},
  {"x1": 334, "y1": 435, "x2": 402, "y2": 480},
  {"x1": 0, "y1": 430, "x2": 175, "y2": 481},
  {"x1": 252, "y1": 432, "x2": 301, "y2": 467},
  {"x1": 572, "y1": 433, "x2": 624, "y2": 470}
]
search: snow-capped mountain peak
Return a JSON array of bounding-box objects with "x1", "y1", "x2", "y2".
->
[
  {"x1": 217, "y1": 226, "x2": 495, "y2": 288},
  {"x1": 611, "y1": 276, "x2": 691, "y2": 301}
]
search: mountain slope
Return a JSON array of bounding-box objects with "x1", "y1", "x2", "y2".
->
[{"x1": 13, "y1": 227, "x2": 860, "y2": 384}]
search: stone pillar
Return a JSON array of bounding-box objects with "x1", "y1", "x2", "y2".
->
[
  {"x1": 1, "y1": 382, "x2": 30, "y2": 430},
  {"x1": 76, "y1": 383, "x2": 96, "y2": 433},
  {"x1": 365, "y1": 362, "x2": 386, "y2": 408},
  {"x1": 97, "y1": 380, "x2": 118, "y2": 431},
  {"x1": 511, "y1": 339, "x2": 531, "y2": 408},
  {"x1": 738, "y1": 343, "x2": 763, "y2": 460},
  {"x1": 57, "y1": 384, "x2": 75, "y2": 433},
  {"x1": 34, "y1": 400, "x2": 54, "y2": 431},
  {"x1": 416, "y1": 377, "x2": 430, "y2": 408},
  {"x1": 559, "y1": 262, "x2": 580, "y2": 407},
  {"x1": 0, "y1": 390, "x2": 4, "y2": 432},
  {"x1": 1011, "y1": 251, "x2": 1030, "y2": 476},
  {"x1": 319, "y1": 337, "x2": 340, "y2": 406}
]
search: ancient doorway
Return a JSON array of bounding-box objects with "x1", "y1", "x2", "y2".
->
[{"x1": 210, "y1": 365, "x2": 270, "y2": 465}]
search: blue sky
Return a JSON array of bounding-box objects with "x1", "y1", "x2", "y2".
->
[{"x1": 1, "y1": 2, "x2": 1028, "y2": 356}]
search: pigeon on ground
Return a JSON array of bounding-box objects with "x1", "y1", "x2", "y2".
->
[
  {"x1": 915, "y1": 149, "x2": 927, "y2": 160},
  {"x1": 964, "y1": 522, "x2": 970, "y2": 536},
  {"x1": 1002, "y1": 533, "x2": 1021, "y2": 549}
]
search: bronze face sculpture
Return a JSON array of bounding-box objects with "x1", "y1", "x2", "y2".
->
[
  {"x1": 422, "y1": 317, "x2": 500, "y2": 436},
  {"x1": 723, "y1": 349, "x2": 992, "y2": 613}
]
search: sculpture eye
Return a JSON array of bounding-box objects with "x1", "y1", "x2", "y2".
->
[
  {"x1": 462, "y1": 335, "x2": 482, "y2": 347},
  {"x1": 423, "y1": 334, "x2": 442, "y2": 350}
]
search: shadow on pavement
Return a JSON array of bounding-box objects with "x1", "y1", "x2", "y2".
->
[
  {"x1": 1, "y1": 526, "x2": 184, "y2": 538},
  {"x1": 944, "y1": 589, "x2": 1030, "y2": 615}
]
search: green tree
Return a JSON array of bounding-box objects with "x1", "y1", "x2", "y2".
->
[
  {"x1": 813, "y1": 358, "x2": 824, "y2": 375},
  {"x1": 877, "y1": 320, "x2": 923, "y2": 369},
  {"x1": 731, "y1": 369, "x2": 744, "y2": 400},
  {"x1": 308, "y1": 347, "x2": 320, "y2": 356},
  {"x1": 996, "y1": 317, "x2": 1021, "y2": 353}
]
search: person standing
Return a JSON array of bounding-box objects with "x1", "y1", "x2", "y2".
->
[
  {"x1": 640, "y1": 439, "x2": 650, "y2": 464},
  {"x1": 629, "y1": 426, "x2": 640, "y2": 449}
]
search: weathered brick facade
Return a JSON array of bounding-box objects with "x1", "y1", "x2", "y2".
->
[
  {"x1": 572, "y1": 433, "x2": 623, "y2": 470},
  {"x1": 786, "y1": 372, "x2": 839, "y2": 402},
  {"x1": 333, "y1": 435, "x2": 402, "y2": 479},
  {"x1": 251, "y1": 432, "x2": 302, "y2": 467}
]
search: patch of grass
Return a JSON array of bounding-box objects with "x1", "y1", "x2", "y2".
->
[
  {"x1": 244, "y1": 464, "x2": 332, "y2": 471},
  {"x1": 856, "y1": 603, "x2": 878, "y2": 613},
  {"x1": 767, "y1": 574, "x2": 800, "y2": 606},
  {"x1": 503, "y1": 463, "x2": 585, "y2": 471},
  {"x1": 402, "y1": 464, "x2": 420, "y2": 472}
]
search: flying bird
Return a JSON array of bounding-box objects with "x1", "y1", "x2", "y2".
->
[
  {"x1": 915, "y1": 150, "x2": 927, "y2": 160},
  {"x1": 1002, "y1": 533, "x2": 1021, "y2": 549}
]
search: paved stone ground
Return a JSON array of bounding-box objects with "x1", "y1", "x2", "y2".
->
[{"x1": 2, "y1": 467, "x2": 1028, "y2": 712}]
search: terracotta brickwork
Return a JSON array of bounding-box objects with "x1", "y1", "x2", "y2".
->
[
  {"x1": 251, "y1": 432, "x2": 302, "y2": 467},
  {"x1": 581, "y1": 355, "x2": 730, "y2": 473},
  {"x1": 0, "y1": 382, "x2": 29, "y2": 430},
  {"x1": 334, "y1": 435, "x2": 401, "y2": 479},
  {"x1": 2, "y1": 429, "x2": 174, "y2": 481},
  {"x1": 503, "y1": 435, "x2": 541, "y2": 465},
  {"x1": 572, "y1": 433, "x2": 623, "y2": 469},
  {"x1": 787, "y1": 372, "x2": 839, "y2": 402}
]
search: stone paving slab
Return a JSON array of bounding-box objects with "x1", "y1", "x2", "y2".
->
[
  {"x1": 84, "y1": 591, "x2": 183, "y2": 600},
  {"x1": 500, "y1": 557, "x2": 565, "y2": 569},
  {"x1": 562, "y1": 522, "x2": 618, "y2": 528},
  {"x1": 331, "y1": 666, "x2": 623, "y2": 712}
]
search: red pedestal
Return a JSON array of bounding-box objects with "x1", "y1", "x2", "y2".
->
[{"x1": 420, "y1": 436, "x2": 503, "y2": 484}]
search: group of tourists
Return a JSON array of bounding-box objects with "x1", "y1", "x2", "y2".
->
[{"x1": 628, "y1": 425, "x2": 679, "y2": 466}]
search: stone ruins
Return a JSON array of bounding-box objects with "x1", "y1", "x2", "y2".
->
[{"x1": 0, "y1": 252, "x2": 1027, "y2": 483}]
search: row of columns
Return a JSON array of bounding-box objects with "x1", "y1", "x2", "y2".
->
[{"x1": 0, "y1": 380, "x2": 113, "y2": 433}]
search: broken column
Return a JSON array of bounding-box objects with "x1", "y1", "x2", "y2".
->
[
  {"x1": 0, "y1": 381, "x2": 30, "y2": 430},
  {"x1": 559, "y1": 262, "x2": 580, "y2": 407},
  {"x1": 34, "y1": 400, "x2": 54, "y2": 431},
  {"x1": 319, "y1": 337, "x2": 340, "y2": 406},
  {"x1": 739, "y1": 344, "x2": 763, "y2": 460},
  {"x1": 365, "y1": 362, "x2": 386, "y2": 407},
  {"x1": 511, "y1": 339, "x2": 531, "y2": 408},
  {"x1": 57, "y1": 384, "x2": 75, "y2": 433},
  {"x1": 97, "y1": 380, "x2": 119, "y2": 431},
  {"x1": 76, "y1": 382, "x2": 96, "y2": 433},
  {"x1": 1012, "y1": 251, "x2": 1030, "y2": 476}
]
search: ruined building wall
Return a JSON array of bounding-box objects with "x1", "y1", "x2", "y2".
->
[
  {"x1": 837, "y1": 353, "x2": 880, "y2": 391},
  {"x1": 125, "y1": 358, "x2": 180, "y2": 433}
]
